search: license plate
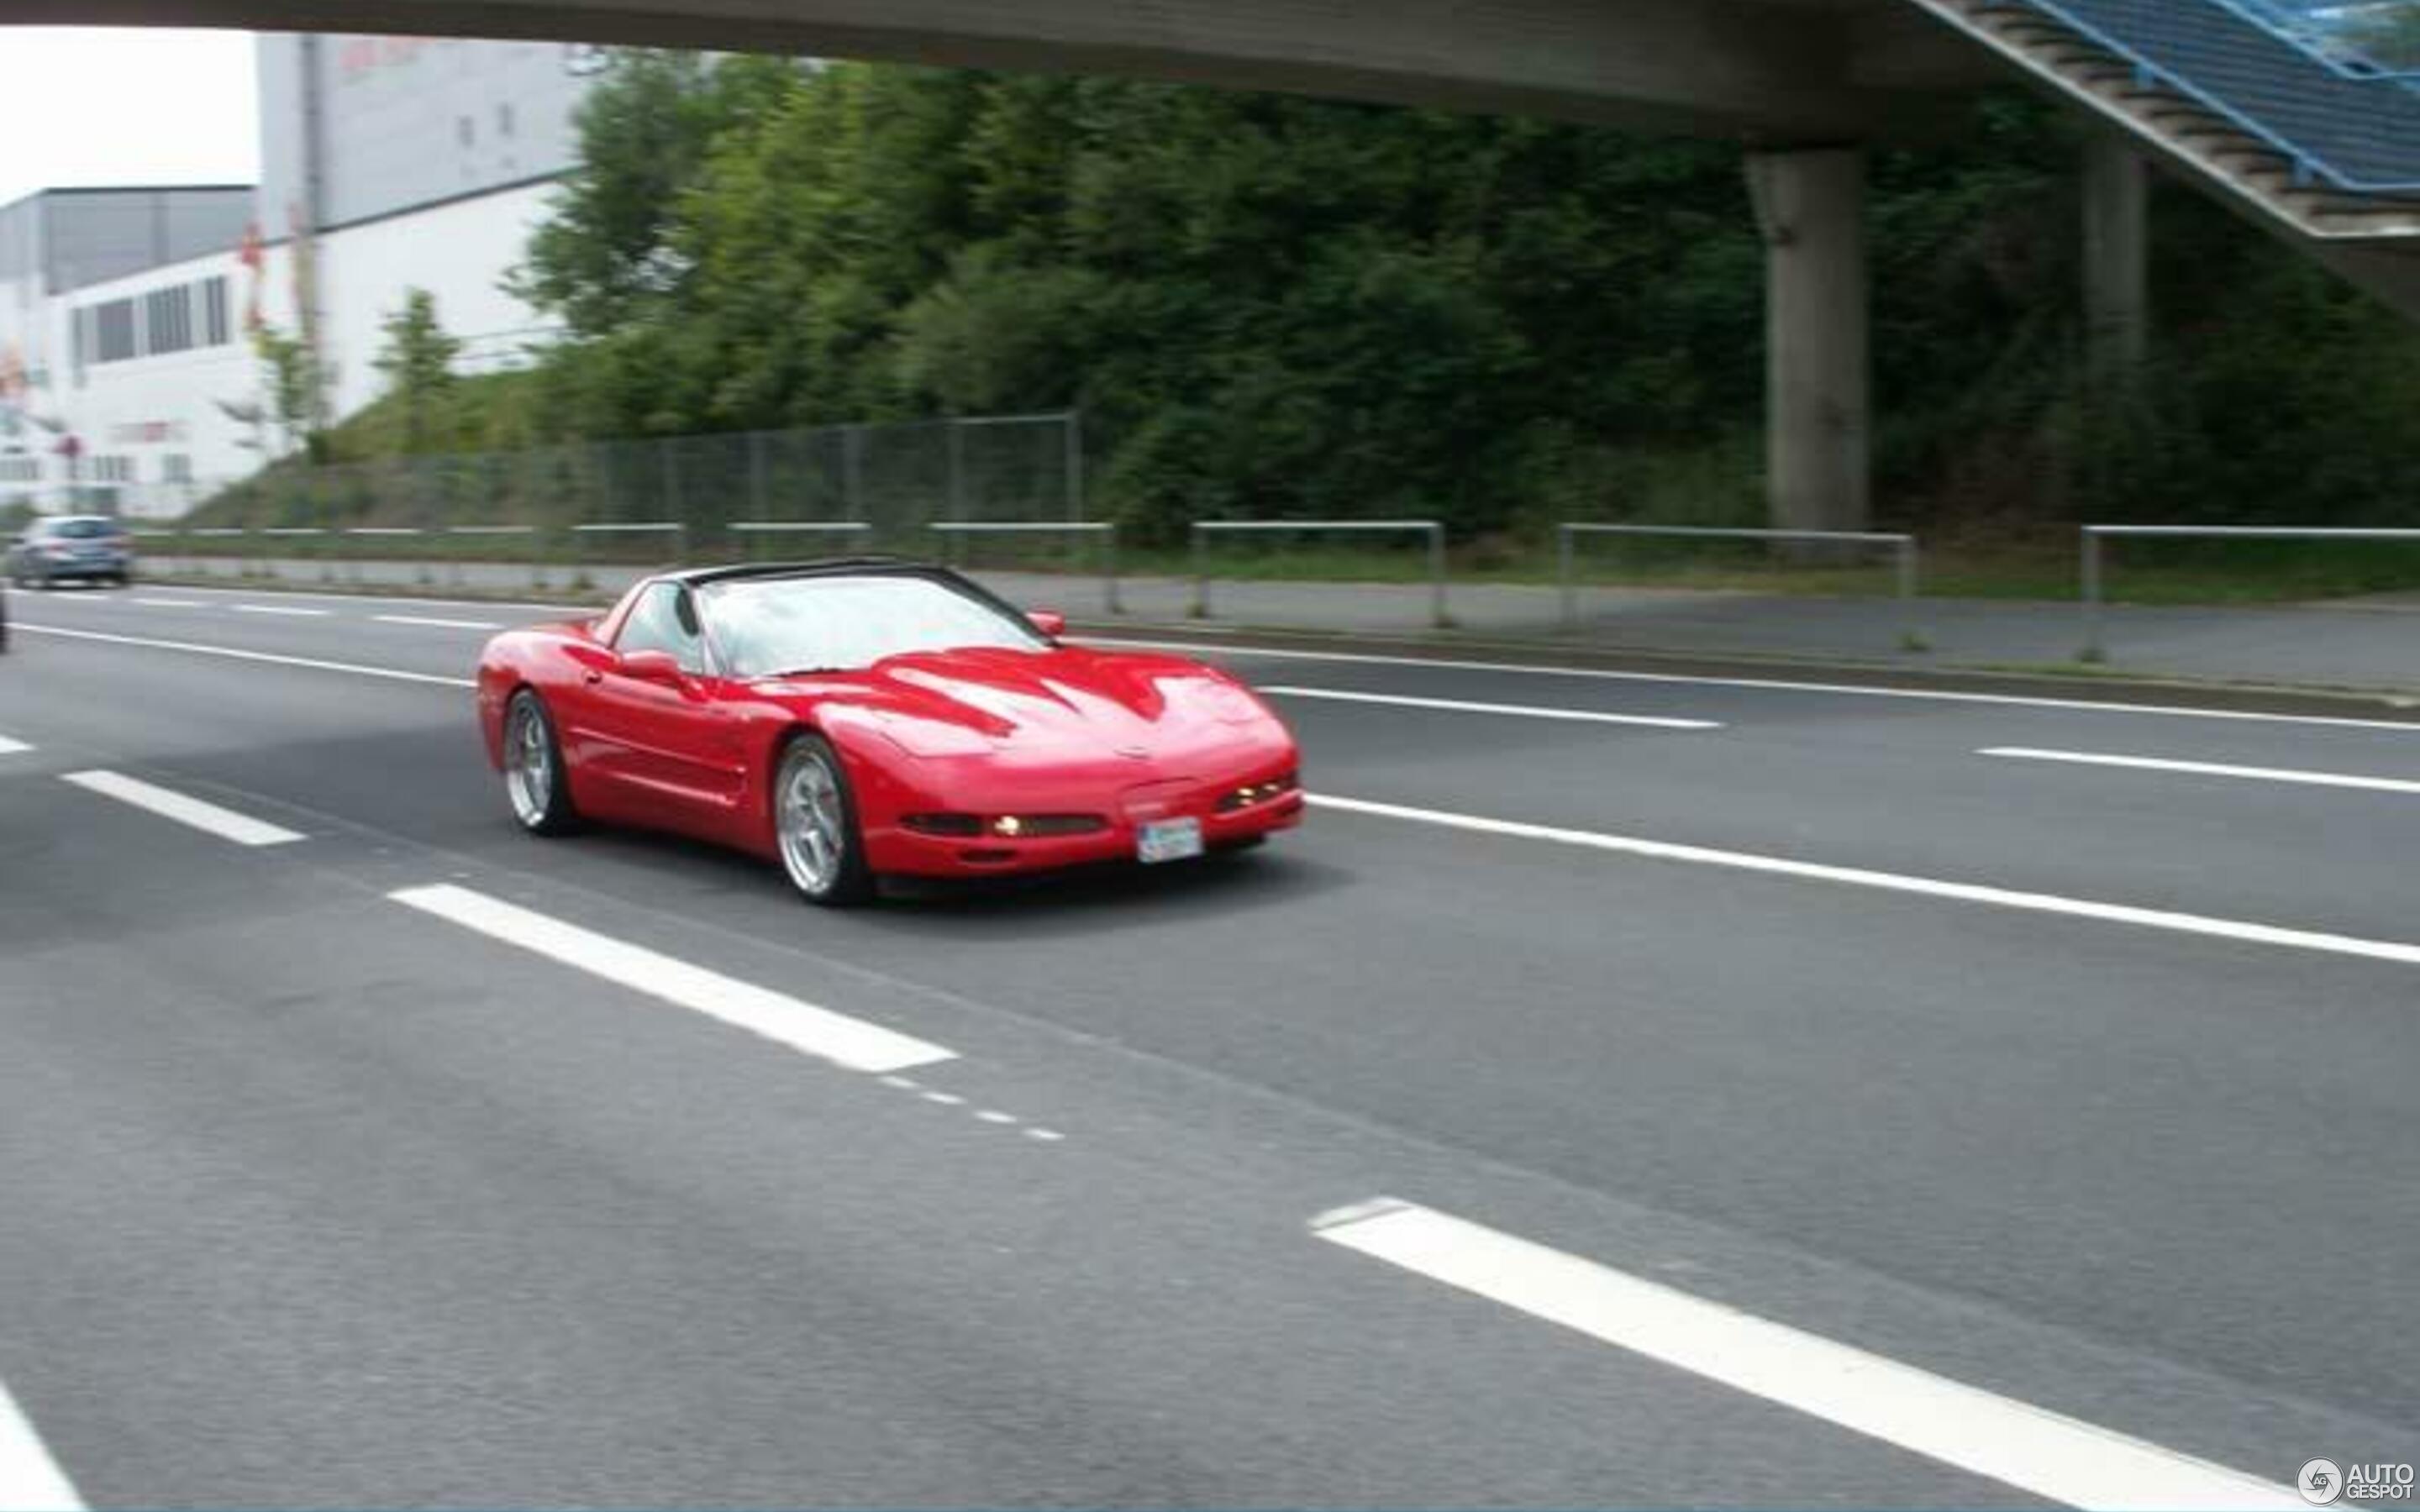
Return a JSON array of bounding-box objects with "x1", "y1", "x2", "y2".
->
[{"x1": 1136, "y1": 816, "x2": 1204, "y2": 864}]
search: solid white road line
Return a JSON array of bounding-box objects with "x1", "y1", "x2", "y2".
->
[
  {"x1": 1081, "y1": 636, "x2": 2420, "y2": 732},
  {"x1": 390, "y1": 885, "x2": 956, "y2": 1074},
  {"x1": 134, "y1": 582, "x2": 591, "y2": 616},
  {"x1": 130, "y1": 597, "x2": 204, "y2": 608},
  {"x1": 1981, "y1": 746, "x2": 2420, "y2": 796},
  {"x1": 12, "y1": 624, "x2": 474, "y2": 688},
  {"x1": 0, "y1": 1377, "x2": 83, "y2": 1512},
  {"x1": 0, "y1": 735, "x2": 30, "y2": 756},
  {"x1": 1313, "y1": 1200, "x2": 2296, "y2": 1512},
  {"x1": 1312, "y1": 792, "x2": 2420, "y2": 969},
  {"x1": 1261, "y1": 685, "x2": 1719, "y2": 729},
  {"x1": 61, "y1": 770, "x2": 306, "y2": 847},
  {"x1": 372, "y1": 614, "x2": 504, "y2": 631},
  {"x1": 232, "y1": 604, "x2": 330, "y2": 617}
]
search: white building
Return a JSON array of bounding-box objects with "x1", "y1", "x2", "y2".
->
[{"x1": 0, "y1": 34, "x2": 603, "y2": 518}]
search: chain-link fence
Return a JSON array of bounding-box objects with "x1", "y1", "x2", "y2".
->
[{"x1": 154, "y1": 412, "x2": 1082, "y2": 563}]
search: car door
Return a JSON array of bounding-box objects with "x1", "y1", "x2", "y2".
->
[{"x1": 576, "y1": 582, "x2": 750, "y2": 833}]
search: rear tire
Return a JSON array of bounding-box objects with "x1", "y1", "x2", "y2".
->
[
  {"x1": 503, "y1": 689, "x2": 580, "y2": 836},
  {"x1": 772, "y1": 732, "x2": 875, "y2": 907}
]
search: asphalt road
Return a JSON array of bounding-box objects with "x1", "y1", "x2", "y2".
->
[{"x1": 3, "y1": 580, "x2": 2415, "y2": 1508}]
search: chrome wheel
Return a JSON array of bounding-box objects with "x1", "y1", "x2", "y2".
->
[
  {"x1": 505, "y1": 696, "x2": 555, "y2": 829},
  {"x1": 777, "y1": 746, "x2": 850, "y2": 896}
]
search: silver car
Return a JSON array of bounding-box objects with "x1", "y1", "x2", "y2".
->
[{"x1": 8, "y1": 515, "x2": 134, "y2": 588}]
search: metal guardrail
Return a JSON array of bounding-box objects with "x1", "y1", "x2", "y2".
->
[
  {"x1": 1556, "y1": 523, "x2": 1923, "y2": 647},
  {"x1": 728, "y1": 521, "x2": 873, "y2": 538},
  {"x1": 445, "y1": 524, "x2": 547, "y2": 587},
  {"x1": 1192, "y1": 519, "x2": 1447, "y2": 627},
  {"x1": 928, "y1": 521, "x2": 1120, "y2": 614},
  {"x1": 571, "y1": 521, "x2": 687, "y2": 570},
  {"x1": 2080, "y1": 523, "x2": 2420, "y2": 660}
]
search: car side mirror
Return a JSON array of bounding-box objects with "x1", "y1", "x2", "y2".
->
[
  {"x1": 1028, "y1": 609, "x2": 1067, "y2": 639},
  {"x1": 619, "y1": 648, "x2": 687, "y2": 684}
]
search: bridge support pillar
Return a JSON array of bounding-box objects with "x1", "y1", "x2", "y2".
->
[
  {"x1": 2082, "y1": 135, "x2": 2149, "y2": 380},
  {"x1": 1749, "y1": 146, "x2": 1869, "y2": 533}
]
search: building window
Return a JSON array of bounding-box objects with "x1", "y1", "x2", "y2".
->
[
  {"x1": 94, "y1": 299, "x2": 136, "y2": 364},
  {"x1": 145, "y1": 285, "x2": 194, "y2": 357},
  {"x1": 457, "y1": 114, "x2": 475, "y2": 148},
  {"x1": 162, "y1": 454, "x2": 193, "y2": 484},
  {"x1": 0, "y1": 457, "x2": 39, "y2": 482},
  {"x1": 88, "y1": 455, "x2": 134, "y2": 483},
  {"x1": 203, "y1": 276, "x2": 231, "y2": 346},
  {"x1": 497, "y1": 101, "x2": 514, "y2": 137}
]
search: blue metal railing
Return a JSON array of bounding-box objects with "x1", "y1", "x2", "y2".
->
[{"x1": 1998, "y1": 0, "x2": 2420, "y2": 194}]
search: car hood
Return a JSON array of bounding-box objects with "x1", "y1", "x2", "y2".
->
[{"x1": 752, "y1": 647, "x2": 1277, "y2": 759}]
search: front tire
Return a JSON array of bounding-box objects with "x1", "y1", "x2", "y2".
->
[
  {"x1": 503, "y1": 689, "x2": 579, "y2": 835},
  {"x1": 773, "y1": 732, "x2": 874, "y2": 907}
]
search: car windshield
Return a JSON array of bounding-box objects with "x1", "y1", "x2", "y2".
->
[
  {"x1": 49, "y1": 519, "x2": 117, "y2": 538},
  {"x1": 702, "y1": 574, "x2": 1046, "y2": 676}
]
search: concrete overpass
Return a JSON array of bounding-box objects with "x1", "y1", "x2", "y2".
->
[{"x1": 10, "y1": 0, "x2": 2415, "y2": 531}]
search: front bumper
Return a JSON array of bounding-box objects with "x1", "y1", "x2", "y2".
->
[
  {"x1": 28, "y1": 555, "x2": 129, "y2": 580},
  {"x1": 865, "y1": 787, "x2": 1305, "y2": 878}
]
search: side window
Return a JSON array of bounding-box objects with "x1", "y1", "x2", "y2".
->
[{"x1": 615, "y1": 584, "x2": 711, "y2": 675}]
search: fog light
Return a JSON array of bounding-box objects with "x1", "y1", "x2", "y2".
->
[
  {"x1": 1216, "y1": 772, "x2": 1300, "y2": 813},
  {"x1": 983, "y1": 814, "x2": 1107, "y2": 837}
]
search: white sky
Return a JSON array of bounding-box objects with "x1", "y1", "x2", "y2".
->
[{"x1": 0, "y1": 28, "x2": 260, "y2": 206}]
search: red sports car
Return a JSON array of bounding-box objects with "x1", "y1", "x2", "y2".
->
[{"x1": 476, "y1": 559, "x2": 1303, "y2": 904}]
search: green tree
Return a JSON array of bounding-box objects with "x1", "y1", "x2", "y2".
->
[
  {"x1": 252, "y1": 321, "x2": 324, "y2": 462},
  {"x1": 2344, "y1": 1, "x2": 2420, "y2": 68},
  {"x1": 513, "y1": 52, "x2": 2420, "y2": 542},
  {"x1": 372, "y1": 287, "x2": 464, "y2": 454},
  {"x1": 513, "y1": 50, "x2": 799, "y2": 339}
]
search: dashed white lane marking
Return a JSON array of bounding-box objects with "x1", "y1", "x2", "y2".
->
[
  {"x1": 373, "y1": 614, "x2": 504, "y2": 631},
  {"x1": 61, "y1": 770, "x2": 304, "y2": 848},
  {"x1": 390, "y1": 885, "x2": 955, "y2": 1074},
  {"x1": 1313, "y1": 1200, "x2": 2296, "y2": 1512},
  {"x1": 1081, "y1": 636, "x2": 2420, "y2": 732},
  {"x1": 0, "y1": 735, "x2": 30, "y2": 756},
  {"x1": 1313, "y1": 792, "x2": 2420, "y2": 969},
  {"x1": 0, "y1": 1376, "x2": 83, "y2": 1512},
  {"x1": 1982, "y1": 745, "x2": 2420, "y2": 796},
  {"x1": 1261, "y1": 685, "x2": 1719, "y2": 730},
  {"x1": 130, "y1": 597, "x2": 204, "y2": 608},
  {"x1": 12, "y1": 624, "x2": 474, "y2": 688},
  {"x1": 233, "y1": 604, "x2": 330, "y2": 617},
  {"x1": 869, "y1": 1074, "x2": 1063, "y2": 1141}
]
